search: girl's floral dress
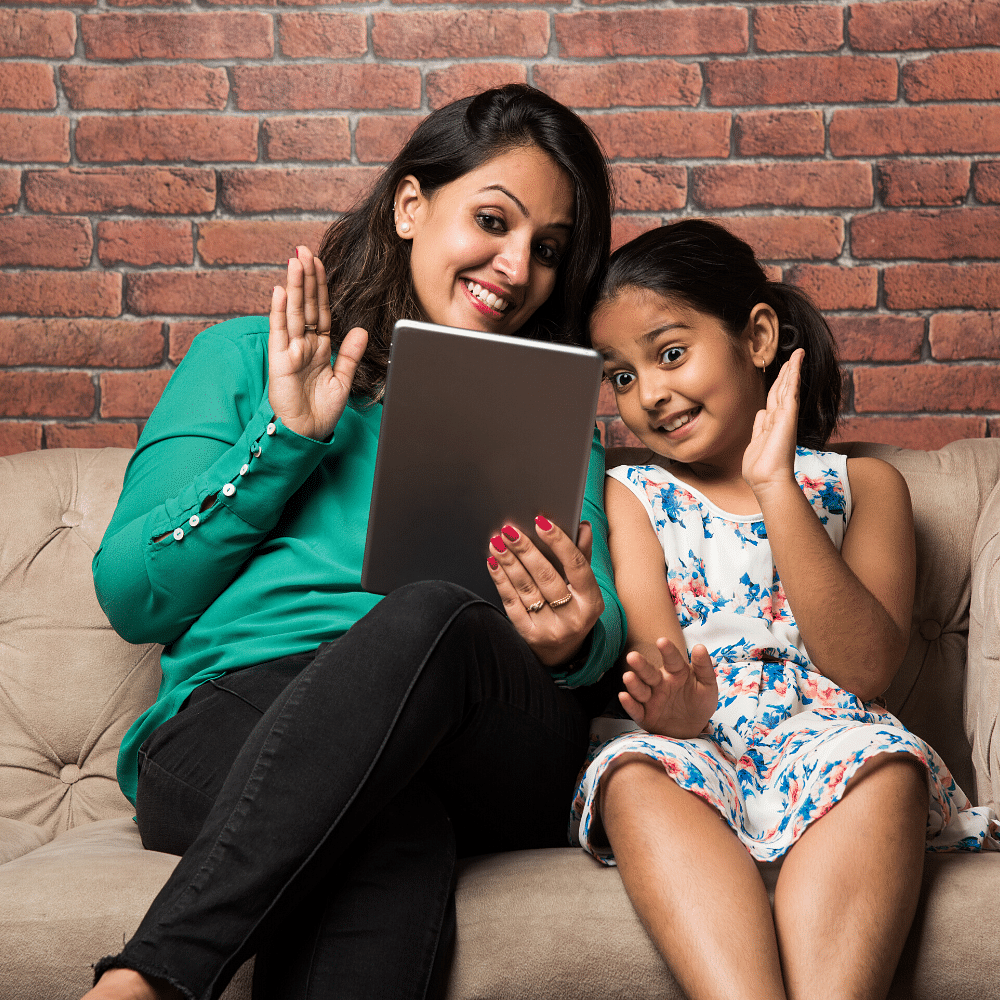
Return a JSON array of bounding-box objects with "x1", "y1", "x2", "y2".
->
[{"x1": 570, "y1": 448, "x2": 999, "y2": 863}]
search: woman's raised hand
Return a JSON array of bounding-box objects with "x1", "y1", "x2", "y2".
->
[
  {"x1": 742, "y1": 347, "x2": 804, "y2": 498},
  {"x1": 486, "y1": 517, "x2": 605, "y2": 668},
  {"x1": 620, "y1": 639, "x2": 717, "y2": 738},
  {"x1": 269, "y1": 246, "x2": 368, "y2": 442}
]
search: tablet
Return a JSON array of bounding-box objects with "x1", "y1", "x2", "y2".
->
[{"x1": 362, "y1": 319, "x2": 603, "y2": 606}]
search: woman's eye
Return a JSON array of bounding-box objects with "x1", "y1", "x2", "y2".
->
[
  {"x1": 610, "y1": 371, "x2": 635, "y2": 391},
  {"x1": 661, "y1": 346, "x2": 685, "y2": 364},
  {"x1": 476, "y1": 212, "x2": 505, "y2": 234},
  {"x1": 533, "y1": 242, "x2": 563, "y2": 267}
]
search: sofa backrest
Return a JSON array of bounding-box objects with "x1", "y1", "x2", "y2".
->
[{"x1": 1, "y1": 441, "x2": 999, "y2": 837}]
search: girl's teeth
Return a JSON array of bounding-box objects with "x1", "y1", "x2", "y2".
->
[
  {"x1": 466, "y1": 280, "x2": 507, "y2": 312},
  {"x1": 665, "y1": 411, "x2": 694, "y2": 432}
]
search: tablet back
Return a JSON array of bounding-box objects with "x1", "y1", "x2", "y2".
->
[{"x1": 362, "y1": 319, "x2": 603, "y2": 606}]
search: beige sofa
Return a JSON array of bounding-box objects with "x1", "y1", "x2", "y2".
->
[{"x1": 2, "y1": 441, "x2": 999, "y2": 1000}]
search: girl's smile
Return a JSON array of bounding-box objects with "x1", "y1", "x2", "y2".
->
[{"x1": 395, "y1": 145, "x2": 575, "y2": 335}]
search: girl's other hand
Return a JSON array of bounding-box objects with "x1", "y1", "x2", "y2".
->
[
  {"x1": 742, "y1": 347, "x2": 804, "y2": 498},
  {"x1": 486, "y1": 517, "x2": 604, "y2": 668},
  {"x1": 269, "y1": 246, "x2": 368, "y2": 441},
  {"x1": 620, "y1": 639, "x2": 717, "y2": 739}
]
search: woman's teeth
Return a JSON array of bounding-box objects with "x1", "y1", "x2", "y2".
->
[
  {"x1": 663, "y1": 410, "x2": 697, "y2": 432},
  {"x1": 466, "y1": 280, "x2": 508, "y2": 312}
]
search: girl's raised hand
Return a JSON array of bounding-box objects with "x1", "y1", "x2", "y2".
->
[
  {"x1": 742, "y1": 347, "x2": 804, "y2": 497},
  {"x1": 486, "y1": 517, "x2": 605, "y2": 668},
  {"x1": 269, "y1": 246, "x2": 368, "y2": 442},
  {"x1": 620, "y1": 639, "x2": 717, "y2": 738}
]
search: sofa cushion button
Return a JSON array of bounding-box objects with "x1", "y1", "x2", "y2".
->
[
  {"x1": 919, "y1": 619, "x2": 942, "y2": 641},
  {"x1": 59, "y1": 764, "x2": 81, "y2": 784}
]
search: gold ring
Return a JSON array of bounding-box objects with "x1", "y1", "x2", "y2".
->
[
  {"x1": 527, "y1": 600, "x2": 545, "y2": 613},
  {"x1": 548, "y1": 593, "x2": 573, "y2": 608},
  {"x1": 303, "y1": 324, "x2": 318, "y2": 333}
]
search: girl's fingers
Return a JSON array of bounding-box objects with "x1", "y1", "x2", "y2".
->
[
  {"x1": 656, "y1": 638, "x2": 689, "y2": 677},
  {"x1": 622, "y1": 668, "x2": 653, "y2": 705},
  {"x1": 618, "y1": 691, "x2": 645, "y2": 727},
  {"x1": 690, "y1": 644, "x2": 716, "y2": 686},
  {"x1": 625, "y1": 649, "x2": 661, "y2": 688}
]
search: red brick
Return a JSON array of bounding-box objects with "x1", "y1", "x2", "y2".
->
[
  {"x1": 554, "y1": 8, "x2": 747, "y2": 57},
  {"x1": 929, "y1": 312, "x2": 1000, "y2": 359},
  {"x1": 878, "y1": 160, "x2": 970, "y2": 207},
  {"x1": 734, "y1": 110, "x2": 825, "y2": 157},
  {"x1": 108, "y1": 0, "x2": 194, "y2": 7},
  {"x1": 597, "y1": 379, "x2": 617, "y2": 419},
  {"x1": 604, "y1": 417, "x2": 644, "y2": 449},
  {"x1": 0, "y1": 271, "x2": 121, "y2": 317},
  {"x1": 902, "y1": 52, "x2": 1000, "y2": 103},
  {"x1": 61, "y1": 65, "x2": 228, "y2": 111},
  {"x1": 168, "y1": 321, "x2": 212, "y2": 364},
  {"x1": 830, "y1": 106, "x2": 1000, "y2": 156},
  {"x1": 80, "y1": 12, "x2": 272, "y2": 60},
  {"x1": 0, "y1": 422, "x2": 43, "y2": 457},
  {"x1": 885, "y1": 264, "x2": 1000, "y2": 309},
  {"x1": 0, "y1": 114, "x2": 69, "y2": 163},
  {"x1": 0, "y1": 372, "x2": 95, "y2": 418},
  {"x1": 98, "y1": 219, "x2": 193, "y2": 267},
  {"x1": 853, "y1": 208, "x2": 1000, "y2": 261},
  {"x1": 0, "y1": 169, "x2": 19, "y2": 211},
  {"x1": 832, "y1": 415, "x2": 987, "y2": 450},
  {"x1": 373, "y1": 10, "x2": 549, "y2": 59},
  {"x1": 355, "y1": 116, "x2": 424, "y2": 163},
  {"x1": 198, "y1": 220, "x2": 328, "y2": 265},
  {"x1": 610, "y1": 215, "x2": 662, "y2": 253},
  {"x1": 0, "y1": 318, "x2": 163, "y2": 367},
  {"x1": 0, "y1": 11, "x2": 75, "y2": 58},
  {"x1": 973, "y1": 162, "x2": 1000, "y2": 204},
  {"x1": 278, "y1": 13, "x2": 367, "y2": 58},
  {"x1": 707, "y1": 56, "x2": 896, "y2": 106},
  {"x1": 584, "y1": 111, "x2": 730, "y2": 160},
  {"x1": 848, "y1": 1, "x2": 1000, "y2": 51},
  {"x1": 262, "y1": 117, "x2": 350, "y2": 162},
  {"x1": 854, "y1": 363, "x2": 1000, "y2": 413},
  {"x1": 712, "y1": 217, "x2": 845, "y2": 261},
  {"x1": 218, "y1": 167, "x2": 381, "y2": 213},
  {"x1": 990, "y1": 417, "x2": 1000, "y2": 438},
  {"x1": 826, "y1": 316, "x2": 924, "y2": 362},
  {"x1": 76, "y1": 116, "x2": 258, "y2": 164},
  {"x1": 99, "y1": 370, "x2": 173, "y2": 419},
  {"x1": 232, "y1": 65, "x2": 420, "y2": 112},
  {"x1": 0, "y1": 64, "x2": 56, "y2": 110},
  {"x1": 126, "y1": 270, "x2": 280, "y2": 317},
  {"x1": 693, "y1": 162, "x2": 872, "y2": 210},
  {"x1": 426, "y1": 64, "x2": 528, "y2": 110},
  {"x1": 785, "y1": 265, "x2": 879, "y2": 309},
  {"x1": 613, "y1": 165, "x2": 687, "y2": 213},
  {"x1": 25, "y1": 167, "x2": 215, "y2": 215},
  {"x1": 534, "y1": 62, "x2": 701, "y2": 109},
  {"x1": 44, "y1": 422, "x2": 139, "y2": 449},
  {"x1": 755, "y1": 5, "x2": 844, "y2": 52},
  {"x1": 0, "y1": 216, "x2": 91, "y2": 268}
]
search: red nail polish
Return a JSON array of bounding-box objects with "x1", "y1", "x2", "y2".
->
[
  {"x1": 487, "y1": 556, "x2": 499, "y2": 570},
  {"x1": 490, "y1": 534, "x2": 506, "y2": 553},
  {"x1": 295, "y1": 247, "x2": 300, "y2": 257},
  {"x1": 535, "y1": 515, "x2": 552, "y2": 531},
  {"x1": 501, "y1": 525, "x2": 519, "y2": 542}
]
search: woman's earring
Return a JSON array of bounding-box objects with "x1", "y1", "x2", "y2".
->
[{"x1": 399, "y1": 222, "x2": 411, "y2": 234}]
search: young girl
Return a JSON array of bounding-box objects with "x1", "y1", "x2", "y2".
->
[{"x1": 572, "y1": 220, "x2": 997, "y2": 1000}]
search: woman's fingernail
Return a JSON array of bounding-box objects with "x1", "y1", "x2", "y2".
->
[
  {"x1": 535, "y1": 515, "x2": 552, "y2": 531},
  {"x1": 295, "y1": 247, "x2": 300, "y2": 257},
  {"x1": 487, "y1": 556, "x2": 499, "y2": 570},
  {"x1": 501, "y1": 525, "x2": 519, "y2": 542},
  {"x1": 490, "y1": 534, "x2": 506, "y2": 553}
]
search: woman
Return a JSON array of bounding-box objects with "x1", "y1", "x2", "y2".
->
[{"x1": 84, "y1": 85, "x2": 625, "y2": 1000}]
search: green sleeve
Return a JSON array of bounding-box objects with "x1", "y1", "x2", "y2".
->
[
  {"x1": 550, "y1": 428, "x2": 626, "y2": 688},
  {"x1": 92, "y1": 318, "x2": 335, "y2": 646}
]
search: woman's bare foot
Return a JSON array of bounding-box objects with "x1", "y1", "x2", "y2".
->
[{"x1": 81, "y1": 967, "x2": 184, "y2": 1000}]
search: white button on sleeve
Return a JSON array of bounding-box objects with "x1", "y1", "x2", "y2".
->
[
  {"x1": 172, "y1": 527, "x2": 185, "y2": 541},
  {"x1": 188, "y1": 515, "x2": 200, "y2": 527},
  {"x1": 239, "y1": 464, "x2": 249, "y2": 476},
  {"x1": 222, "y1": 483, "x2": 236, "y2": 497},
  {"x1": 253, "y1": 444, "x2": 262, "y2": 457},
  {"x1": 266, "y1": 422, "x2": 276, "y2": 436}
]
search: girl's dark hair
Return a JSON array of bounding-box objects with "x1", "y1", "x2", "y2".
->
[
  {"x1": 318, "y1": 84, "x2": 613, "y2": 401},
  {"x1": 596, "y1": 219, "x2": 841, "y2": 448}
]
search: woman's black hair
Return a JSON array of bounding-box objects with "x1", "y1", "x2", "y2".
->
[
  {"x1": 595, "y1": 219, "x2": 841, "y2": 448},
  {"x1": 318, "y1": 84, "x2": 613, "y2": 401}
]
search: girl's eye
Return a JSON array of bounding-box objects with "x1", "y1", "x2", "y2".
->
[
  {"x1": 609, "y1": 371, "x2": 635, "y2": 391},
  {"x1": 661, "y1": 346, "x2": 686, "y2": 364},
  {"x1": 476, "y1": 212, "x2": 505, "y2": 234},
  {"x1": 533, "y1": 242, "x2": 563, "y2": 268}
]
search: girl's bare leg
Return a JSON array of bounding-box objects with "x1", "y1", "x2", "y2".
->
[
  {"x1": 602, "y1": 758, "x2": 787, "y2": 1000},
  {"x1": 774, "y1": 755, "x2": 927, "y2": 1000},
  {"x1": 81, "y1": 968, "x2": 183, "y2": 1000}
]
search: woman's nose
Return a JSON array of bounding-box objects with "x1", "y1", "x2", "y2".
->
[{"x1": 493, "y1": 239, "x2": 530, "y2": 285}]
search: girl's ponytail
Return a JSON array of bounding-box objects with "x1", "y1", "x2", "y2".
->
[{"x1": 595, "y1": 219, "x2": 841, "y2": 449}]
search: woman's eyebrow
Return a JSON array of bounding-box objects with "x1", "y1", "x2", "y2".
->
[{"x1": 478, "y1": 184, "x2": 574, "y2": 232}]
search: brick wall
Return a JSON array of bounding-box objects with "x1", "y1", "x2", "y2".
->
[{"x1": 1, "y1": 0, "x2": 998, "y2": 455}]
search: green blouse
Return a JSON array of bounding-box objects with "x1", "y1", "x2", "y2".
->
[{"x1": 93, "y1": 316, "x2": 625, "y2": 805}]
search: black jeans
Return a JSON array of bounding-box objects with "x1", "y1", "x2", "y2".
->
[{"x1": 96, "y1": 581, "x2": 599, "y2": 1000}]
